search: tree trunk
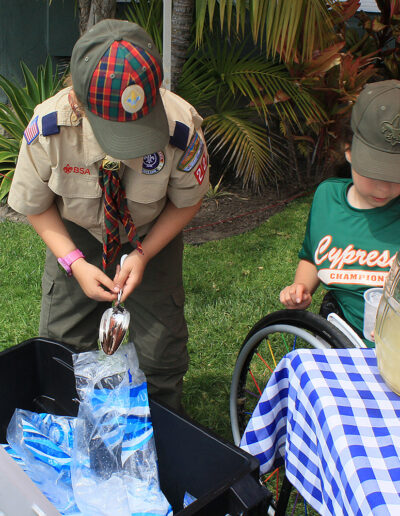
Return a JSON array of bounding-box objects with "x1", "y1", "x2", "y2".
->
[
  {"x1": 78, "y1": 0, "x2": 117, "y2": 35},
  {"x1": 171, "y1": 0, "x2": 194, "y2": 92}
]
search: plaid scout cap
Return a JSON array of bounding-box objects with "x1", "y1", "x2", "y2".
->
[
  {"x1": 70, "y1": 19, "x2": 169, "y2": 159},
  {"x1": 351, "y1": 79, "x2": 400, "y2": 183}
]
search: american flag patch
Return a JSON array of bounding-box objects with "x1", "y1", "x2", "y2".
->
[{"x1": 24, "y1": 116, "x2": 39, "y2": 144}]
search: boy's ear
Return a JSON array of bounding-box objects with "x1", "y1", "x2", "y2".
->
[{"x1": 344, "y1": 146, "x2": 352, "y2": 164}]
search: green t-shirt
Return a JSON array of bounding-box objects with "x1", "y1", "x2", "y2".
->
[{"x1": 299, "y1": 178, "x2": 400, "y2": 344}]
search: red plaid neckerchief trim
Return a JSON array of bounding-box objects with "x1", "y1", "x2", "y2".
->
[{"x1": 98, "y1": 159, "x2": 143, "y2": 270}]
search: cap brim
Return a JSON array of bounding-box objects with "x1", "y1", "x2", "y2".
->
[
  {"x1": 351, "y1": 135, "x2": 400, "y2": 183},
  {"x1": 85, "y1": 93, "x2": 169, "y2": 160}
]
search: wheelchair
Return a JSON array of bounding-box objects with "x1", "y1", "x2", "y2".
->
[{"x1": 229, "y1": 309, "x2": 356, "y2": 515}]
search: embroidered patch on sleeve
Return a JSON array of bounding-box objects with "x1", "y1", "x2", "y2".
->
[
  {"x1": 142, "y1": 151, "x2": 165, "y2": 174},
  {"x1": 24, "y1": 116, "x2": 39, "y2": 144},
  {"x1": 177, "y1": 132, "x2": 204, "y2": 172},
  {"x1": 194, "y1": 152, "x2": 208, "y2": 185}
]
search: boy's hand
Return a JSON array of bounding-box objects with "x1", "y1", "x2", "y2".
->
[
  {"x1": 113, "y1": 250, "x2": 148, "y2": 303},
  {"x1": 71, "y1": 259, "x2": 118, "y2": 302},
  {"x1": 280, "y1": 283, "x2": 312, "y2": 310}
]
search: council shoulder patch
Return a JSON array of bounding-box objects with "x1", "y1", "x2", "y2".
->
[
  {"x1": 177, "y1": 132, "x2": 204, "y2": 172},
  {"x1": 142, "y1": 151, "x2": 165, "y2": 175},
  {"x1": 24, "y1": 116, "x2": 39, "y2": 144}
]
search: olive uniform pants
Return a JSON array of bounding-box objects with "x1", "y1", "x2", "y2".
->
[{"x1": 39, "y1": 220, "x2": 189, "y2": 411}]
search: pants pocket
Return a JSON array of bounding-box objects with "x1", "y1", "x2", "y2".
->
[
  {"x1": 128, "y1": 285, "x2": 189, "y2": 372},
  {"x1": 39, "y1": 273, "x2": 55, "y2": 338}
]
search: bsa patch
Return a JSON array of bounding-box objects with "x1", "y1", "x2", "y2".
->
[
  {"x1": 24, "y1": 116, "x2": 39, "y2": 144},
  {"x1": 178, "y1": 132, "x2": 204, "y2": 172},
  {"x1": 194, "y1": 152, "x2": 208, "y2": 185},
  {"x1": 142, "y1": 152, "x2": 165, "y2": 175}
]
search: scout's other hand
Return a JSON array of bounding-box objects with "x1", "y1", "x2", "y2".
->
[
  {"x1": 113, "y1": 250, "x2": 147, "y2": 302},
  {"x1": 71, "y1": 259, "x2": 118, "y2": 302},
  {"x1": 280, "y1": 283, "x2": 312, "y2": 310}
]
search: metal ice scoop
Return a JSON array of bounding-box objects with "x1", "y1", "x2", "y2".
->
[{"x1": 99, "y1": 254, "x2": 130, "y2": 355}]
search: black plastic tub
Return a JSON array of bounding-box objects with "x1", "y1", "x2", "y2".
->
[{"x1": 0, "y1": 338, "x2": 272, "y2": 515}]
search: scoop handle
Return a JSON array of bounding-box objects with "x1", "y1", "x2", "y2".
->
[{"x1": 117, "y1": 254, "x2": 128, "y2": 304}]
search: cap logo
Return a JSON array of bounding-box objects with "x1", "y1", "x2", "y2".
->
[
  {"x1": 381, "y1": 114, "x2": 400, "y2": 147},
  {"x1": 121, "y1": 84, "x2": 145, "y2": 114}
]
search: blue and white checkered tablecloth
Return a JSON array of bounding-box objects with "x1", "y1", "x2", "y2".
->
[{"x1": 240, "y1": 348, "x2": 400, "y2": 516}]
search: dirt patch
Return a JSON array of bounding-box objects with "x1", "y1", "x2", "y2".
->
[
  {"x1": 182, "y1": 185, "x2": 306, "y2": 245},
  {"x1": 0, "y1": 203, "x2": 27, "y2": 224}
]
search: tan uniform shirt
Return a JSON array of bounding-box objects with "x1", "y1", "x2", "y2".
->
[{"x1": 8, "y1": 87, "x2": 209, "y2": 243}]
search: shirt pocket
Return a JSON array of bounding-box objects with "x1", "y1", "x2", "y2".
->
[
  {"x1": 48, "y1": 168, "x2": 101, "y2": 198},
  {"x1": 48, "y1": 169, "x2": 102, "y2": 228},
  {"x1": 123, "y1": 163, "x2": 169, "y2": 204}
]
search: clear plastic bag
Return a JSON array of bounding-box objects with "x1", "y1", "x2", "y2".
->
[
  {"x1": 71, "y1": 343, "x2": 172, "y2": 516},
  {"x1": 6, "y1": 411, "x2": 80, "y2": 515},
  {"x1": 5, "y1": 343, "x2": 172, "y2": 516}
]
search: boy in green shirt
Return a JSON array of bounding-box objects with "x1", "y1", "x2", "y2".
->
[{"x1": 280, "y1": 80, "x2": 400, "y2": 346}]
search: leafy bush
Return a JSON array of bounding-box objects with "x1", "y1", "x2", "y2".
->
[{"x1": 0, "y1": 57, "x2": 67, "y2": 200}]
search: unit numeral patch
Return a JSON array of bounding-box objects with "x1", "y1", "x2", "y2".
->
[{"x1": 194, "y1": 152, "x2": 208, "y2": 185}]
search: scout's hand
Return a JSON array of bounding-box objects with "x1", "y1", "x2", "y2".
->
[
  {"x1": 280, "y1": 283, "x2": 312, "y2": 310},
  {"x1": 71, "y1": 260, "x2": 118, "y2": 302},
  {"x1": 113, "y1": 250, "x2": 147, "y2": 302}
]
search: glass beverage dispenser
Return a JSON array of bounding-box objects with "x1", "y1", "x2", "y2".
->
[{"x1": 375, "y1": 250, "x2": 400, "y2": 395}]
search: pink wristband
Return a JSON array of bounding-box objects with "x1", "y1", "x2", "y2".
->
[{"x1": 57, "y1": 249, "x2": 85, "y2": 277}]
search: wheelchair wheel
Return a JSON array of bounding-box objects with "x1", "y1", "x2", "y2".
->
[{"x1": 230, "y1": 310, "x2": 354, "y2": 516}]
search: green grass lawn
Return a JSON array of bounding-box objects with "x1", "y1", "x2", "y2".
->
[{"x1": 0, "y1": 193, "x2": 324, "y2": 442}]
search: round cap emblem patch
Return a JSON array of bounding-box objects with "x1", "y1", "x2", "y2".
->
[
  {"x1": 121, "y1": 84, "x2": 145, "y2": 114},
  {"x1": 142, "y1": 152, "x2": 165, "y2": 175}
]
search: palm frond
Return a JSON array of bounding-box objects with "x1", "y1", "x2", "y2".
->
[
  {"x1": 0, "y1": 170, "x2": 14, "y2": 201},
  {"x1": 178, "y1": 34, "x2": 326, "y2": 129},
  {"x1": 0, "y1": 58, "x2": 67, "y2": 200},
  {"x1": 124, "y1": 1, "x2": 163, "y2": 53},
  {"x1": 194, "y1": 0, "x2": 337, "y2": 62},
  {"x1": 203, "y1": 110, "x2": 289, "y2": 191}
]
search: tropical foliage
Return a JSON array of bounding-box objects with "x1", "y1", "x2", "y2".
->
[
  {"x1": 0, "y1": 57, "x2": 68, "y2": 200},
  {"x1": 346, "y1": 0, "x2": 400, "y2": 78},
  {"x1": 193, "y1": 0, "x2": 340, "y2": 63},
  {"x1": 189, "y1": 0, "x2": 400, "y2": 188},
  {"x1": 177, "y1": 31, "x2": 325, "y2": 190}
]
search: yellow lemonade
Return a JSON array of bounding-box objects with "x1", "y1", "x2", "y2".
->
[{"x1": 375, "y1": 298, "x2": 400, "y2": 395}]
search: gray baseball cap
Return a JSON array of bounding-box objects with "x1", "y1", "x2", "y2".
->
[
  {"x1": 351, "y1": 79, "x2": 400, "y2": 183},
  {"x1": 70, "y1": 19, "x2": 169, "y2": 159}
]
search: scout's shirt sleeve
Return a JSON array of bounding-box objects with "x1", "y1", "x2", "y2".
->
[
  {"x1": 8, "y1": 127, "x2": 55, "y2": 216},
  {"x1": 165, "y1": 97, "x2": 210, "y2": 207},
  {"x1": 167, "y1": 128, "x2": 210, "y2": 207}
]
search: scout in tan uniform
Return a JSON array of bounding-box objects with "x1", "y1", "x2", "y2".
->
[{"x1": 8, "y1": 19, "x2": 209, "y2": 411}]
